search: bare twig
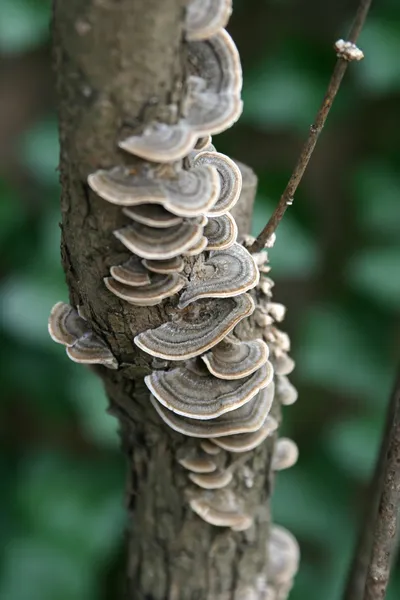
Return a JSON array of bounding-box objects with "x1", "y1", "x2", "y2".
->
[
  {"x1": 250, "y1": 0, "x2": 373, "y2": 253},
  {"x1": 362, "y1": 372, "x2": 400, "y2": 600},
  {"x1": 343, "y1": 372, "x2": 399, "y2": 600}
]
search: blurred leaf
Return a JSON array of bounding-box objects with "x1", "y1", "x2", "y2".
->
[
  {"x1": 0, "y1": 538, "x2": 95, "y2": 600},
  {"x1": 243, "y1": 61, "x2": 322, "y2": 131},
  {"x1": 297, "y1": 305, "x2": 393, "y2": 403},
  {"x1": 69, "y1": 371, "x2": 119, "y2": 448},
  {"x1": 325, "y1": 416, "x2": 383, "y2": 480},
  {"x1": 0, "y1": 0, "x2": 50, "y2": 54},
  {"x1": 347, "y1": 247, "x2": 400, "y2": 311},
  {"x1": 20, "y1": 118, "x2": 60, "y2": 186},
  {"x1": 357, "y1": 20, "x2": 400, "y2": 93},
  {"x1": 0, "y1": 275, "x2": 67, "y2": 347},
  {"x1": 353, "y1": 164, "x2": 400, "y2": 238},
  {"x1": 252, "y1": 194, "x2": 319, "y2": 277},
  {"x1": 0, "y1": 180, "x2": 26, "y2": 247},
  {"x1": 17, "y1": 453, "x2": 125, "y2": 563}
]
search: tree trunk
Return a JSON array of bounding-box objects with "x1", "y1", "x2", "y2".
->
[{"x1": 52, "y1": 1, "x2": 274, "y2": 598}]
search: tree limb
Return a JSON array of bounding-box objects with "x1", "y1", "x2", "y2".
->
[
  {"x1": 250, "y1": 0, "x2": 373, "y2": 253},
  {"x1": 362, "y1": 372, "x2": 400, "y2": 600}
]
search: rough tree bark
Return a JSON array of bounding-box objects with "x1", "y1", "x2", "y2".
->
[{"x1": 52, "y1": 1, "x2": 273, "y2": 598}]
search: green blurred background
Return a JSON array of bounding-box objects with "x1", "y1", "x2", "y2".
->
[{"x1": 0, "y1": 0, "x2": 399, "y2": 598}]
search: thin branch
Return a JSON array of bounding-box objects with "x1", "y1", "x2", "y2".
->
[
  {"x1": 250, "y1": 0, "x2": 373, "y2": 253},
  {"x1": 362, "y1": 372, "x2": 400, "y2": 600},
  {"x1": 343, "y1": 372, "x2": 399, "y2": 600}
]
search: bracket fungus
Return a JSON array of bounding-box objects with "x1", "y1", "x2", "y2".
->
[
  {"x1": 185, "y1": 90, "x2": 243, "y2": 137},
  {"x1": 270, "y1": 350, "x2": 295, "y2": 376},
  {"x1": 66, "y1": 332, "x2": 118, "y2": 369},
  {"x1": 114, "y1": 218, "x2": 205, "y2": 260},
  {"x1": 204, "y1": 213, "x2": 238, "y2": 250},
  {"x1": 189, "y1": 469, "x2": 233, "y2": 489},
  {"x1": 271, "y1": 438, "x2": 299, "y2": 471},
  {"x1": 267, "y1": 525, "x2": 300, "y2": 589},
  {"x1": 142, "y1": 256, "x2": 184, "y2": 274},
  {"x1": 186, "y1": 29, "x2": 242, "y2": 96},
  {"x1": 104, "y1": 273, "x2": 186, "y2": 306},
  {"x1": 146, "y1": 359, "x2": 272, "y2": 419},
  {"x1": 178, "y1": 455, "x2": 217, "y2": 473},
  {"x1": 48, "y1": 303, "x2": 117, "y2": 369},
  {"x1": 201, "y1": 337, "x2": 270, "y2": 380},
  {"x1": 200, "y1": 440, "x2": 222, "y2": 455},
  {"x1": 183, "y1": 236, "x2": 209, "y2": 256},
  {"x1": 149, "y1": 383, "x2": 274, "y2": 438},
  {"x1": 134, "y1": 294, "x2": 255, "y2": 361},
  {"x1": 89, "y1": 164, "x2": 220, "y2": 217},
  {"x1": 109, "y1": 256, "x2": 151, "y2": 287},
  {"x1": 48, "y1": 302, "x2": 90, "y2": 346},
  {"x1": 178, "y1": 243, "x2": 259, "y2": 308},
  {"x1": 119, "y1": 121, "x2": 198, "y2": 163},
  {"x1": 191, "y1": 150, "x2": 242, "y2": 216},
  {"x1": 189, "y1": 490, "x2": 252, "y2": 531},
  {"x1": 275, "y1": 375, "x2": 298, "y2": 406},
  {"x1": 212, "y1": 415, "x2": 278, "y2": 453},
  {"x1": 185, "y1": 0, "x2": 232, "y2": 41},
  {"x1": 122, "y1": 204, "x2": 183, "y2": 228}
]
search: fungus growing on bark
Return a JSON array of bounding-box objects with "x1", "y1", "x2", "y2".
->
[
  {"x1": 183, "y1": 236, "x2": 209, "y2": 256},
  {"x1": 134, "y1": 294, "x2": 255, "y2": 360},
  {"x1": 186, "y1": 29, "x2": 242, "y2": 95},
  {"x1": 185, "y1": 90, "x2": 243, "y2": 137},
  {"x1": 270, "y1": 350, "x2": 295, "y2": 376},
  {"x1": 178, "y1": 456, "x2": 217, "y2": 473},
  {"x1": 119, "y1": 121, "x2": 198, "y2": 163},
  {"x1": 142, "y1": 256, "x2": 184, "y2": 274},
  {"x1": 110, "y1": 256, "x2": 151, "y2": 287},
  {"x1": 185, "y1": 0, "x2": 232, "y2": 41},
  {"x1": 191, "y1": 150, "x2": 242, "y2": 215},
  {"x1": 275, "y1": 375, "x2": 298, "y2": 406},
  {"x1": 201, "y1": 337, "x2": 270, "y2": 380},
  {"x1": 149, "y1": 383, "x2": 274, "y2": 438},
  {"x1": 272, "y1": 438, "x2": 299, "y2": 471},
  {"x1": 88, "y1": 164, "x2": 220, "y2": 217},
  {"x1": 146, "y1": 359, "x2": 272, "y2": 419},
  {"x1": 212, "y1": 416, "x2": 278, "y2": 453},
  {"x1": 122, "y1": 204, "x2": 183, "y2": 228},
  {"x1": 48, "y1": 302, "x2": 89, "y2": 346},
  {"x1": 189, "y1": 469, "x2": 233, "y2": 489},
  {"x1": 104, "y1": 273, "x2": 185, "y2": 306},
  {"x1": 267, "y1": 525, "x2": 300, "y2": 591},
  {"x1": 200, "y1": 440, "x2": 221, "y2": 455},
  {"x1": 178, "y1": 243, "x2": 259, "y2": 308},
  {"x1": 66, "y1": 332, "x2": 118, "y2": 370},
  {"x1": 114, "y1": 219, "x2": 204, "y2": 260},
  {"x1": 267, "y1": 302, "x2": 287, "y2": 323},
  {"x1": 204, "y1": 213, "x2": 238, "y2": 250},
  {"x1": 189, "y1": 490, "x2": 252, "y2": 530}
]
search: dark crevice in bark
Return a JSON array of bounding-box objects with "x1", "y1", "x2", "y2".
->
[{"x1": 52, "y1": 1, "x2": 272, "y2": 598}]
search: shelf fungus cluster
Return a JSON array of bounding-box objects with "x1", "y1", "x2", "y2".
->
[{"x1": 48, "y1": 1, "x2": 300, "y2": 597}]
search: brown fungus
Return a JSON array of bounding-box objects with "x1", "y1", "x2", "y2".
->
[
  {"x1": 201, "y1": 337, "x2": 270, "y2": 380},
  {"x1": 109, "y1": 256, "x2": 151, "y2": 287},
  {"x1": 185, "y1": 0, "x2": 232, "y2": 41},
  {"x1": 146, "y1": 359, "x2": 272, "y2": 419},
  {"x1": 114, "y1": 219, "x2": 204, "y2": 260},
  {"x1": 142, "y1": 256, "x2": 184, "y2": 274},
  {"x1": 148, "y1": 382, "x2": 274, "y2": 438},
  {"x1": 122, "y1": 204, "x2": 183, "y2": 228},
  {"x1": 178, "y1": 243, "x2": 259, "y2": 308},
  {"x1": 134, "y1": 294, "x2": 255, "y2": 361},
  {"x1": 212, "y1": 416, "x2": 278, "y2": 453},
  {"x1": 48, "y1": 302, "x2": 89, "y2": 346},
  {"x1": 204, "y1": 213, "x2": 238, "y2": 250},
  {"x1": 89, "y1": 164, "x2": 220, "y2": 217},
  {"x1": 66, "y1": 332, "x2": 118, "y2": 370},
  {"x1": 104, "y1": 273, "x2": 185, "y2": 306}
]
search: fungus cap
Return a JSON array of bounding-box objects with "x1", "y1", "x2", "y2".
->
[
  {"x1": 146, "y1": 360, "x2": 272, "y2": 419},
  {"x1": 201, "y1": 337, "x2": 270, "y2": 380},
  {"x1": 212, "y1": 416, "x2": 278, "y2": 453},
  {"x1": 178, "y1": 243, "x2": 259, "y2": 308},
  {"x1": 149, "y1": 382, "x2": 274, "y2": 438},
  {"x1": 135, "y1": 294, "x2": 255, "y2": 361},
  {"x1": 122, "y1": 204, "x2": 183, "y2": 228},
  {"x1": 104, "y1": 273, "x2": 185, "y2": 306},
  {"x1": 272, "y1": 438, "x2": 299, "y2": 471},
  {"x1": 142, "y1": 256, "x2": 184, "y2": 274},
  {"x1": 110, "y1": 256, "x2": 151, "y2": 287},
  {"x1": 48, "y1": 302, "x2": 89, "y2": 346},
  {"x1": 185, "y1": 0, "x2": 232, "y2": 41},
  {"x1": 66, "y1": 332, "x2": 118, "y2": 369},
  {"x1": 189, "y1": 469, "x2": 233, "y2": 489}
]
